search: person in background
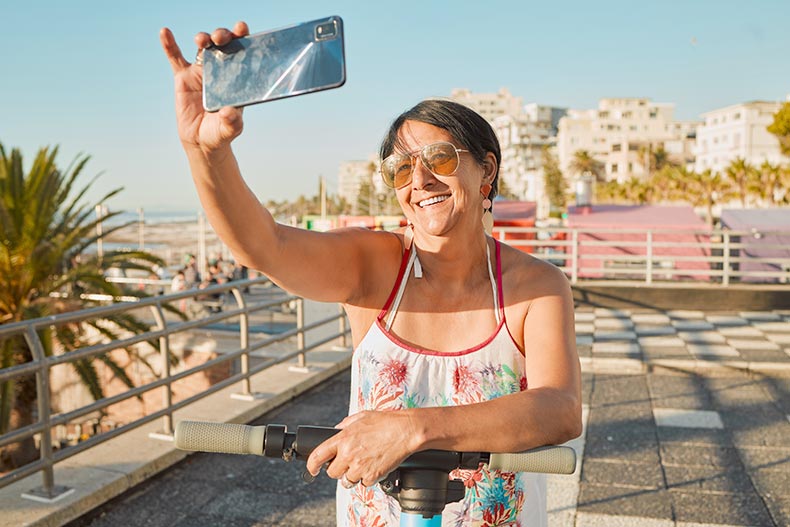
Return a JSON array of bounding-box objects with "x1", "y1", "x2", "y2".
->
[{"x1": 161, "y1": 21, "x2": 580, "y2": 526}]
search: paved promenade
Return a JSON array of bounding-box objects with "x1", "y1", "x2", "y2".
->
[{"x1": 15, "y1": 308, "x2": 790, "y2": 526}]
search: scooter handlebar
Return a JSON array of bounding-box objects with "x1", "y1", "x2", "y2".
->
[
  {"x1": 175, "y1": 421, "x2": 266, "y2": 456},
  {"x1": 175, "y1": 420, "x2": 577, "y2": 475},
  {"x1": 488, "y1": 445, "x2": 576, "y2": 474}
]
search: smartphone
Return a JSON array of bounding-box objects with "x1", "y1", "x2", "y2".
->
[{"x1": 202, "y1": 16, "x2": 346, "y2": 112}]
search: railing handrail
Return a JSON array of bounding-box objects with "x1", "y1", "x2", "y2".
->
[{"x1": 0, "y1": 277, "x2": 351, "y2": 500}]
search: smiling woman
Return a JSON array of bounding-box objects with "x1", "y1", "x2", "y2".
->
[{"x1": 162, "y1": 21, "x2": 581, "y2": 526}]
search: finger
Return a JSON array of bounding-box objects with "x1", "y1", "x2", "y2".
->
[
  {"x1": 218, "y1": 106, "x2": 244, "y2": 138},
  {"x1": 210, "y1": 27, "x2": 237, "y2": 46},
  {"x1": 232, "y1": 20, "x2": 250, "y2": 37},
  {"x1": 194, "y1": 31, "x2": 213, "y2": 50},
  {"x1": 306, "y1": 441, "x2": 336, "y2": 476},
  {"x1": 325, "y1": 458, "x2": 348, "y2": 480},
  {"x1": 160, "y1": 28, "x2": 189, "y2": 73}
]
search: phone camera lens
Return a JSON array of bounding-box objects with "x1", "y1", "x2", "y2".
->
[{"x1": 315, "y1": 21, "x2": 337, "y2": 40}]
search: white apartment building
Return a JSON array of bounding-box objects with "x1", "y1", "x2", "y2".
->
[
  {"x1": 557, "y1": 98, "x2": 699, "y2": 183},
  {"x1": 694, "y1": 101, "x2": 788, "y2": 173},
  {"x1": 449, "y1": 88, "x2": 524, "y2": 122},
  {"x1": 493, "y1": 104, "x2": 567, "y2": 218},
  {"x1": 337, "y1": 158, "x2": 380, "y2": 209}
]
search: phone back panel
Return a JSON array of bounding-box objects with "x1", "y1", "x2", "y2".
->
[{"x1": 202, "y1": 16, "x2": 346, "y2": 111}]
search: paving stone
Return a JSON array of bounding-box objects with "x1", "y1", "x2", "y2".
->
[
  {"x1": 677, "y1": 331, "x2": 727, "y2": 344},
  {"x1": 642, "y1": 347, "x2": 693, "y2": 360},
  {"x1": 664, "y1": 465, "x2": 755, "y2": 494},
  {"x1": 590, "y1": 401, "x2": 654, "y2": 421},
  {"x1": 576, "y1": 512, "x2": 673, "y2": 527},
  {"x1": 635, "y1": 325, "x2": 677, "y2": 336},
  {"x1": 577, "y1": 335, "x2": 594, "y2": 346},
  {"x1": 718, "y1": 325, "x2": 764, "y2": 337},
  {"x1": 594, "y1": 308, "x2": 631, "y2": 318},
  {"x1": 595, "y1": 330, "x2": 637, "y2": 341},
  {"x1": 728, "y1": 338, "x2": 780, "y2": 350},
  {"x1": 584, "y1": 435, "x2": 660, "y2": 464},
  {"x1": 631, "y1": 313, "x2": 671, "y2": 325},
  {"x1": 591, "y1": 375, "x2": 651, "y2": 405},
  {"x1": 671, "y1": 490, "x2": 774, "y2": 526},
  {"x1": 672, "y1": 320, "x2": 715, "y2": 331},
  {"x1": 737, "y1": 446, "x2": 790, "y2": 471},
  {"x1": 575, "y1": 312, "x2": 596, "y2": 322},
  {"x1": 653, "y1": 408, "x2": 723, "y2": 429},
  {"x1": 638, "y1": 336, "x2": 685, "y2": 347},
  {"x1": 764, "y1": 495, "x2": 790, "y2": 527},
  {"x1": 687, "y1": 344, "x2": 739, "y2": 357},
  {"x1": 656, "y1": 426, "x2": 730, "y2": 447},
  {"x1": 576, "y1": 323, "x2": 595, "y2": 334},
  {"x1": 750, "y1": 466, "x2": 790, "y2": 498},
  {"x1": 577, "y1": 484, "x2": 673, "y2": 519},
  {"x1": 668, "y1": 310, "x2": 706, "y2": 319},
  {"x1": 753, "y1": 321, "x2": 790, "y2": 333},
  {"x1": 739, "y1": 311, "x2": 782, "y2": 321},
  {"x1": 737, "y1": 348, "x2": 789, "y2": 362},
  {"x1": 581, "y1": 459, "x2": 664, "y2": 489},
  {"x1": 593, "y1": 342, "x2": 640, "y2": 354},
  {"x1": 594, "y1": 318, "x2": 635, "y2": 329},
  {"x1": 660, "y1": 444, "x2": 742, "y2": 468},
  {"x1": 706, "y1": 314, "x2": 749, "y2": 327},
  {"x1": 766, "y1": 333, "x2": 790, "y2": 344}
]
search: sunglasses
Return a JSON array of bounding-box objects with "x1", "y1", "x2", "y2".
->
[{"x1": 380, "y1": 141, "x2": 469, "y2": 189}]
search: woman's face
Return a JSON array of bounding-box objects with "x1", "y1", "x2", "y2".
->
[{"x1": 393, "y1": 120, "x2": 491, "y2": 238}]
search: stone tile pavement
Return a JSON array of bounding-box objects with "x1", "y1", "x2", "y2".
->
[
  {"x1": 573, "y1": 308, "x2": 790, "y2": 527},
  {"x1": 16, "y1": 308, "x2": 790, "y2": 526}
]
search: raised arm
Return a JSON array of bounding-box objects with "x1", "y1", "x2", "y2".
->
[{"x1": 159, "y1": 23, "x2": 392, "y2": 303}]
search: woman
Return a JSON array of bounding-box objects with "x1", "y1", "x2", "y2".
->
[{"x1": 161, "y1": 21, "x2": 581, "y2": 527}]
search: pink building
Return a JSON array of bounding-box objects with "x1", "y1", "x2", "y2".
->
[{"x1": 566, "y1": 205, "x2": 711, "y2": 280}]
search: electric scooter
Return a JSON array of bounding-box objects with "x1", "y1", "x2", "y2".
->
[{"x1": 175, "y1": 420, "x2": 576, "y2": 527}]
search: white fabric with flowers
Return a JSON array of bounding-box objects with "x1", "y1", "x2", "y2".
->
[{"x1": 336, "y1": 240, "x2": 546, "y2": 527}]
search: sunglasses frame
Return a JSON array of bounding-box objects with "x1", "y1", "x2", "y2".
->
[{"x1": 380, "y1": 141, "x2": 470, "y2": 189}]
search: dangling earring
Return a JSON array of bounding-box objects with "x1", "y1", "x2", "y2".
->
[{"x1": 481, "y1": 183, "x2": 493, "y2": 235}]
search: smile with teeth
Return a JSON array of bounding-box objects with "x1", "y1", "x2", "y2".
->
[{"x1": 418, "y1": 195, "x2": 450, "y2": 208}]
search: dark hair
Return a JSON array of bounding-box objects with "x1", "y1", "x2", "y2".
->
[{"x1": 379, "y1": 99, "x2": 501, "y2": 201}]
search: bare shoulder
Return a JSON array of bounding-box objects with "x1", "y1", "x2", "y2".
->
[{"x1": 498, "y1": 241, "x2": 571, "y2": 302}]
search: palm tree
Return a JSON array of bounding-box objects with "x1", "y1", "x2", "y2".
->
[
  {"x1": 751, "y1": 161, "x2": 789, "y2": 206},
  {"x1": 724, "y1": 157, "x2": 758, "y2": 207},
  {"x1": 0, "y1": 144, "x2": 166, "y2": 470},
  {"x1": 675, "y1": 168, "x2": 732, "y2": 226},
  {"x1": 569, "y1": 150, "x2": 605, "y2": 182},
  {"x1": 767, "y1": 101, "x2": 790, "y2": 157},
  {"x1": 542, "y1": 146, "x2": 567, "y2": 211}
]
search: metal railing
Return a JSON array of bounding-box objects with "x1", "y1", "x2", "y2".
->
[
  {"x1": 493, "y1": 227, "x2": 790, "y2": 286},
  {"x1": 0, "y1": 277, "x2": 350, "y2": 500}
]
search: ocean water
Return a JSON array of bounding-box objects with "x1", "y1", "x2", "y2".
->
[{"x1": 101, "y1": 209, "x2": 202, "y2": 226}]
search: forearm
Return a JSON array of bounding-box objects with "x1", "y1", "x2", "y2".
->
[
  {"x1": 408, "y1": 386, "x2": 582, "y2": 454},
  {"x1": 184, "y1": 144, "x2": 278, "y2": 268}
]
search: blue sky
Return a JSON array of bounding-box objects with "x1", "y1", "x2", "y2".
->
[{"x1": 2, "y1": 0, "x2": 788, "y2": 213}]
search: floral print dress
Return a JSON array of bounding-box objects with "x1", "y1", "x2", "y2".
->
[{"x1": 336, "y1": 240, "x2": 547, "y2": 527}]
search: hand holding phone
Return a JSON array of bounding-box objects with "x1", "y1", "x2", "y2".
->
[{"x1": 202, "y1": 16, "x2": 346, "y2": 112}]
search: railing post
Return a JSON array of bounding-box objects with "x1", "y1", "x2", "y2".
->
[
  {"x1": 571, "y1": 230, "x2": 579, "y2": 284},
  {"x1": 296, "y1": 298, "x2": 306, "y2": 368},
  {"x1": 149, "y1": 304, "x2": 174, "y2": 439},
  {"x1": 722, "y1": 232, "x2": 731, "y2": 286},
  {"x1": 231, "y1": 287, "x2": 251, "y2": 396},
  {"x1": 646, "y1": 230, "x2": 653, "y2": 285},
  {"x1": 21, "y1": 327, "x2": 73, "y2": 502},
  {"x1": 339, "y1": 304, "x2": 348, "y2": 349}
]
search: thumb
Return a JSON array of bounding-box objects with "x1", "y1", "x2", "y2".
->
[{"x1": 218, "y1": 106, "x2": 244, "y2": 140}]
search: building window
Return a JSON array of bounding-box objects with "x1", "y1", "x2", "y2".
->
[
  {"x1": 628, "y1": 143, "x2": 639, "y2": 151},
  {"x1": 628, "y1": 162, "x2": 633, "y2": 172},
  {"x1": 630, "y1": 125, "x2": 637, "y2": 131},
  {"x1": 649, "y1": 110, "x2": 657, "y2": 119},
  {"x1": 612, "y1": 143, "x2": 622, "y2": 152},
  {"x1": 733, "y1": 112, "x2": 741, "y2": 120},
  {"x1": 611, "y1": 163, "x2": 619, "y2": 173}
]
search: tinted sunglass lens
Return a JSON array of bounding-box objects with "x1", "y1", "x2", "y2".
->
[{"x1": 423, "y1": 143, "x2": 459, "y2": 176}]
